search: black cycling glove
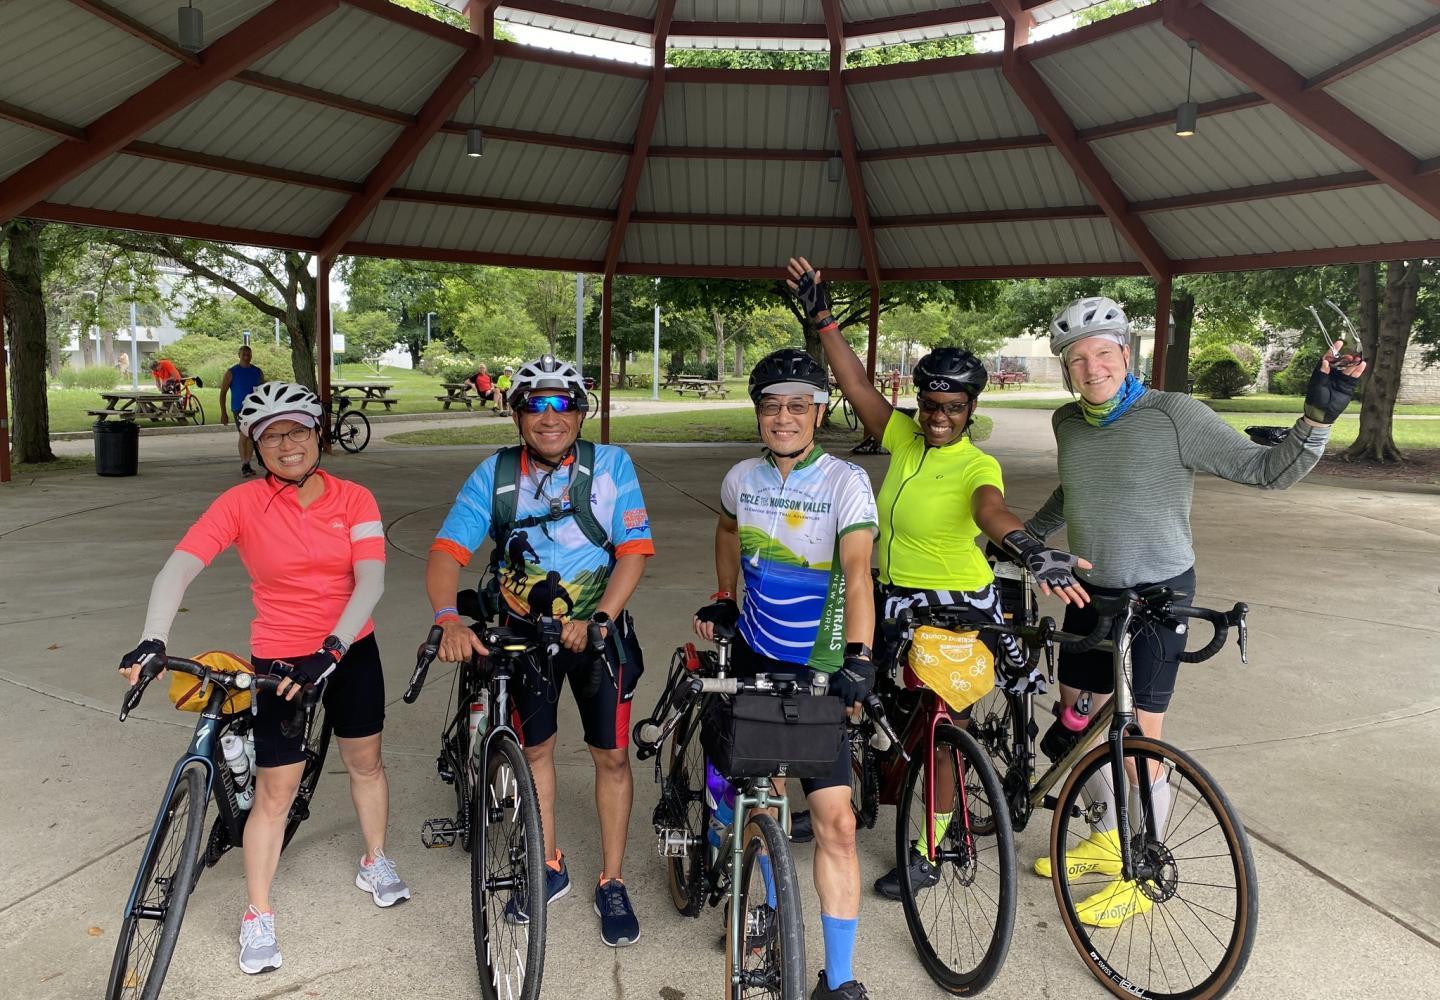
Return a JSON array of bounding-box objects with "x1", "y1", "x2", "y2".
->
[
  {"x1": 1303, "y1": 360, "x2": 1361, "y2": 425},
  {"x1": 119, "y1": 638, "x2": 166, "y2": 673},
  {"x1": 831, "y1": 655, "x2": 876, "y2": 706},
  {"x1": 694, "y1": 598, "x2": 740, "y2": 630},
  {"x1": 1002, "y1": 530, "x2": 1084, "y2": 590},
  {"x1": 271, "y1": 647, "x2": 340, "y2": 688},
  {"x1": 793, "y1": 269, "x2": 832, "y2": 322}
]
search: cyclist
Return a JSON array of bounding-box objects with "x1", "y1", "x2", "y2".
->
[
  {"x1": 117, "y1": 380, "x2": 409, "y2": 977},
  {"x1": 784, "y1": 257, "x2": 1091, "y2": 900},
  {"x1": 426, "y1": 354, "x2": 655, "y2": 947},
  {"x1": 148, "y1": 356, "x2": 182, "y2": 394},
  {"x1": 694, "y1": 347, "x2": 878, "y2": 1000},
  {"x1": 495, "y1": 364, "x2": 515, "y2": 415},
  {"x1": 219, "y1": 344, "x2": 265, "y2": 477},
  {"x1": 1022, "y1": 296, "x2": 1364, "y2": 927}
]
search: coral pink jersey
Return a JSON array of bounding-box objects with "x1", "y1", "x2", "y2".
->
[{"x1": 175, "y1": 471, "x2": 385, "y2": 658}]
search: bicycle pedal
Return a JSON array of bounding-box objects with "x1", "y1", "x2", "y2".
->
[
  {"x1": 657, "y1": 828, "x2": 695, "y2": 858},
  {"x1": 421, "y1": 818, "x2": 458, "y2": 848}
]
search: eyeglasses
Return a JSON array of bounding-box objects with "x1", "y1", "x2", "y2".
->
[
  {"x1": 757, "y1": 400, "x2": 816, "y2": 417},
  {"x1": 520, "y1": 394, "x2": 580, "y2": 415},
  {"x1": 256, "y1": 425, "x2": 315, "y2": 448},
  {"x1": 918, "y1": 397, "x2": 972, "y2": 417}
]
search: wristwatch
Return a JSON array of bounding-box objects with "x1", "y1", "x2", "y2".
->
[
  {"x1": 591, "y1": 611, "x2": 613, "y2": 630},
  {"x1": 844, "y1": 641, "x2": 872, "y2": 661},
  {"x1": 321, "y1": 634, "x2": 349, "y2": 661}
]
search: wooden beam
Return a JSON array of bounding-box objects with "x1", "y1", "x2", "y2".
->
[
  {"x1": 601, "y1": 0, "x2": 676, "y2": 275},
  {"x1": 666, "y1": 66, "x2": 828, "y2": 86},
  {"x1": 1173, "y1": 240, "x2": 1440, "y2": 274},
  {"x1": 125, "y1": 141, "x2": 363, "y2": 194},
  {"x1": 444, "y1": 122, "x2": 631, "y2": 156},
  {"x1": 237, "y1": 70, "x2": 415, "y2": 126},
  {"x1": 317, "y1": 256, "x2": 332, "y2": 409},
  {"x1": 1131, "y1": 171, "x2": 1378, "y2": 214},
  {"x1": 0, "y1": 101, "x2": 86, "y2": 142},
  {"x1": 493, "y1": 39, "x2": 650, "y2": 80},
  {"x1": 1167, "y1": 3, "x2": 1440, "y2": 226},
  {"x1": 648, "y1": 144, "x2": 829, "y2": 161},
  {"x1": 848, "y1": 4, "x2": 998, "y2": 38},
  {"x1": 866, "y1": 285, "x2": 879, "y2": 381},
  {"x1": 0, "y1": 0, "x2": 339, "y2": 226},
  {"x1": 670, "y1": 19, "x2": 826, "y2": 39},
  {"x1": 823, "y1": 0, "x2": 882, "y2": 287},
  {"x1": 620, "y1": 262, "x2": 871, "y2": 280},
  {"x1": 1076, "y1": 93, "x2": 1267, "y2": 142},
  {"x1": 858, "y1": 133, "x2": 1051, "y2": 161},
  {"x1": 874, "y1": 205, "x2": 1106, "y2": 227},
  {"x1": 1304, "y1": 13, "x2": 1440, "y2": 90},
  {"x1": 65, "y1": 0, "x2": 201, "y2": 65},
  {"x1": 600, "y1": 272, "x2": 613, "y2": 444},
  {"x1": 317, "y1": 3, "x2": 499, "y2": 261},
  {"x1": 388, "y1": 188, "x2": 613, "y2": 221},
  {"x1": 342, "y1": 241, "x2": 598, "y2": 271},
  {"x1": 1019, "y1": 3, "x2": 1164, "y2": 61},
  {"x1": 843, "y1": 52, "x2": 1001, "y2": 84},
  {"x1": 341, "y1": 0, "x2": 471, "y2": 45},
  {"x1": 500, "y1": 0, "x2": 652, "y2": 36},
  {"x1": 886, "y1": 262, "x2": 1146, "y2": 279},
  {"x1": 1151, "y1": 274, "x2": 1171, "y2": 390},
  {"x1": 25, "y1": 201, "x2": 320, "y2": 250},
  {"x1": 630, "y1": 211, "x2": 853, "y2": 228}
]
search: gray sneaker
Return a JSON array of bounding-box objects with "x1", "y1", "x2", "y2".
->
[
  {"x1": 238, "y1": 906, "x2": 282, "y2": 975},
  {"x1": 355, "y1": 849, "x2": 412, "y2": 907}
]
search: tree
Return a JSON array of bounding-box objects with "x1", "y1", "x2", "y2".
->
[
  {"x1": 656, "y1": 278, "x2": 776, "y2": 377},
  {"x1": 588, "y1": 276, "x2": 657, "y2": 381},
  {"x1": 340, "y1": 255, "x2": 458, "y2": 365},
  {"x1": 2, "y1": 221, "x2": 54, "y2": 464},
  {"x1": 515, "y1": 269, "x2": 592, "y2": 357},
  {"x1": 335, "y1": 309, "x2": 401, "y2": 370}
]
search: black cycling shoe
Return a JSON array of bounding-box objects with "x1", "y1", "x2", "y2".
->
[
  {"x1": 789, "y1": 809, "x2": 813, "y2": 843},
  {"x1": 811, "y1": 972, "x2": 869, "y2": 1000},
  {"x1": 873, "y1": 849, "x2": 941, "y2": 900}
]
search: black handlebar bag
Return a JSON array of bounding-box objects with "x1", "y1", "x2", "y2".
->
[{"x1": 701, "y1": 693, "x2": 846, "y2": 781}]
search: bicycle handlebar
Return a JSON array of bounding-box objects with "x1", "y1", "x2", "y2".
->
[
  {"x1": 118, "y1": 655, "x2": 296, "y2": 721},
  {"x1": 403, "y1": 624, "x2": 444, "y2": 704}
]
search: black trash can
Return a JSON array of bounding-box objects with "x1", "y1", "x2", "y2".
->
[{"x1": 94, "y1": 419, "x2": 139, "y2": 476}]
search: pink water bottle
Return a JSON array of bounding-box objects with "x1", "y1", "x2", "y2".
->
[{"x1": 1040, "y1": 692, "x2": 1092, "y2": 762}]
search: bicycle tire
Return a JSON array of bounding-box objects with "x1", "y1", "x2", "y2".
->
[
  {"x1": 474, "y1": 733, "x2": 546, "y2": 1000},
  {"x1": 334, "y1": 410, "x2": 370, "y2": 453},
  {"x1": 842, "y1": 397, "x2": 858, "y2": 431},
  {"x1": 848, "y1": 725, "x2": 879, "y2": 830},
  {"x1": 282, "y1": 701, "x2": 331, "y2": 850},
  {"x1": 106, "y1": 764, "x2": 206, "y2": 1000},
  {"x1": 452, "y1": 665, "x2": 482, "y2": 854},
  {"x1": 724, "y1": 811, "x2": 805, "y2": 1000},
  {"x1": 662, "y1": 705, "x2": 708, "y2": 916},
  {"x1": 586, "y1": 390, "x2": 600, "y2": 413},
  {"x1": 896, "y1": 723, "x2": 1016, "y2": 994},
  {"x1": 1050, "y1": 738, "x2": 1258, "y2": 1000},
  {"x1": 183, "y1": 393, "x2": 204, "y2": 426}
]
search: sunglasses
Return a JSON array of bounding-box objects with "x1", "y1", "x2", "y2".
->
[
  {"x1": 918, "y1": 397, "x2": 972, "y2": 417},
  {"x1": 520, "y1": 394, "x2": 581, "y2": 415}
]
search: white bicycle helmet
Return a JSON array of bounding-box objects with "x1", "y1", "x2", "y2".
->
[
  {"x1": 508, "y1": 355, "x2": 588, "y2": 410},
  {"x1": 237, "y1": 381, "x2": 324, "y2": 438},
  {"x1": 1049, "y1": 297, "x2": 1130, "y2": 356}
]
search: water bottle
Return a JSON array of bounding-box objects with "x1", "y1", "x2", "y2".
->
[
  {"x1": 704, "y1": 761, "x2": 736, "y2": 855},
  {"x1": 220, "y1": 732, "x2": 254, "y2": 810},
  {"x1": 1040, "y1": 692, "x2": 1092, "y2": 763},
  {"x1": 468, "y1": 688, "x2": 491, "y2": 743}
]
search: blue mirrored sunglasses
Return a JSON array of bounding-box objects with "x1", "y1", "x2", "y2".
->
[{"x1": 520, "y1": 393, "x2": 580, "y2": 415}]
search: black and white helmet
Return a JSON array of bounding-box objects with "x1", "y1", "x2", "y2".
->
[
  {"x1": 1049, "y1": 296, "x2": 1129, "y2": 356},
  {"x1": 237, "y1": 381, "x2": 323, "y2": 438},
  {"x1": 913, "y1": 347, "x2": 988, "y2": 397},
  {"x1": 508, "y1": 355, "x2": 588, "y2": 410}
]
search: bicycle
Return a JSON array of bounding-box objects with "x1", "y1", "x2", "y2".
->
[
  {"x1": 405, "y1": 602, "x2": 546, "y2": 1000},
  {"x1": 176, "y1": 375, "x2": 205, "y2": 425},
  {"x1": 826, "y1": 386, "x2": 859, "y2": 431},
  {"x1": 326, "y1": 394, "x2": 370, "y2": 453},
  {"x1": 106, "y1": 654, "x2": 328, "y2": 1000},
  {"x1": 634, "y1": 626, "x2": 881, "y2": 1000},
  {"x1": 847, "y1": 608, "x2": 1017, "y2": 994},
  {"x1": 965, "y1": 564, "x2": 1258, "y2": 1000}
]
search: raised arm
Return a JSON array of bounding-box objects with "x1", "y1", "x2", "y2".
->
[{"x1": 786, "y1": 257, "x2": 893, "y2": 441}]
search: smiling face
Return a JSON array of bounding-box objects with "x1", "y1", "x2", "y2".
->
[
  {"x1": 514, "y1": 393, "x2": 583, "y2": 463},
  {"x1": 1064, "y1": 336, "x2": 1132, "y2": 405},
  {"x1": 757, "y1": 392, "x2": 822, "y2": 455},
  {"x1": 916, "y1": 390, "x2": 974, "y2": 447},
  {"x1": 255, "y1": 418, "x2": 319, "y2": 476}
]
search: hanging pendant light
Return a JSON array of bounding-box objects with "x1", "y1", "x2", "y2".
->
[
  {"x1": 178, "y1": 2, "x2": 203, "y2": 52},
  {"x1": 1175, "y1": 40, "x2": 1199, "y2": 137},
  {"x1": 827, "y1": 154, "x2": 843, "y2": 183},
  {"x1": 465, "y1": 78, "x2": 483, "y2": 158}
]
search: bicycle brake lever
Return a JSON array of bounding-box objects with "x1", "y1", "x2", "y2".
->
[
  {"x1": 1233, "y1": 603, "x2": 1249, "y2": 665},
  {"x1": 863, "y1": 694, "x2": 909, "y2": 764}
]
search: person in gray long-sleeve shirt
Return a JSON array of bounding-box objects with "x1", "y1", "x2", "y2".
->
[{"x1": 1016, "y1": 295, "x2": 1363, "y2": 926}]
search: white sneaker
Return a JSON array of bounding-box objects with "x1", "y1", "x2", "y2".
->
[
  {"x1": 238, "y1": 905, "x2": 282, "y2": 975},
  {"x1": 355, "y1": 849, "x2": 412, "y2": 907}
]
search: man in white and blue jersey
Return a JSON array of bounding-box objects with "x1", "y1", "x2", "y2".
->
[{"x1": 694, "y1": 348, "x2": 878, "y2": 1000}]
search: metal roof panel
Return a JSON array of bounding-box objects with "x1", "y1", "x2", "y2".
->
[
  {"x1": 623, "y1": 223, "x2": 861, "y2": 269},
  {"x1": 634, "y1": 157, "x2": 853, "y2": 215},
  {"x1": 863, "y1": 147, "x2": 1095, "y2": 215},
  {"x1": 0, "y1": 122, "x2": 62, "y2": 185},
  {"x1": 105, "y1": 0, "x2": 269, "y2": 40},
  {"x1": 398, "y1": 135, "x2": 628, "y2": 209},
  {"x1": 478, "y1": 57, "x2": 648, "y2": 143},
  {"x1": 677, "y1": 1, "x2": 818, "y2": 24},
  {"x1": 653, "y1": 82, "x2": 832, "y2": 149},
  {"x1": 1206, "y1": 0, "x2": 1436, "y2": 80},
  {"x1": 849, "y1": 69, "x2": 1041, "y2": 147},
  {"x1": 1326, "y1": 34, "x2": 1440, "y2": 161},
  {"x1": 353, "y1": 201, "x2": 611, "y2": 259},
  {"x1": 877, "y1": 216, "x2": 1135, "y2": 268}
]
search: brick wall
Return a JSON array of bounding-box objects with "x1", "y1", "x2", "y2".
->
[{"x1": 1398, "y1": 342, "x2": 1440, "y2": 404}]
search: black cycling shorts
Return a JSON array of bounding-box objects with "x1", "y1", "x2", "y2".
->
[
  {"x1": 729, "y1": 636, "x2": 851, "y2": 796},
  {"x1": 1058, "y1": 568, "x2": 1196, "y2": 714},
  {"x1": 508, "y1": 612, "x2": 646, "y2": 751},
  {"x1": 251, "y1": 632, "x2": 385, "y2": 768}
]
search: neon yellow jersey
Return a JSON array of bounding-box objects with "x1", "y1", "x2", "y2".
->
[{"x1": 876, "y1": 409, "x2": 1003, "y2": 591}]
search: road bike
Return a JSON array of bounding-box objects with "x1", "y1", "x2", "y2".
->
[
  {"x1": 176, "y1": 376, "x2": 205, "y2": 425},
  {"x1": 326, "y1": 394, "x2": 371, "y2": 453},
  {"x1": 405, "y1": 599, "x2": 546, "y2": 1000},
  {"x1": 106, "y1": 654, "x2": 327, "y2": 1000},
  {"x1": 966, "y1": 563, "x2": 1258, "y2": 1000},
  {"x1": 826, "y1": 386, "x2": 859, "y2": 431}
]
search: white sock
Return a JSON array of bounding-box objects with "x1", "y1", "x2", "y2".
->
[{"x1": 1129, "y1": 774, "x2": 1174, "y2": 840}]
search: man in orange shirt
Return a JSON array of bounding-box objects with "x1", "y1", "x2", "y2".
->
[{"x1": 149, "y1": 357, "x2": 182, "y2": 394}]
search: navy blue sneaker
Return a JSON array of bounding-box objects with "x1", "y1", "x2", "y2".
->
[
  {"x1": 594, "y1": 878, "x2": 640, "y2": 947},
  {"x1": 505, "y1": 854, "x2": 571, "y2": 925}
]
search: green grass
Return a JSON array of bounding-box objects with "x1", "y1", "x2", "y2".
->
[
  {"x1": 10, "y1": 455, "x2": 94, "y2": 477},
  {"x1": 980, "y1": 390, "x2": 1440, "y2": 417},
  {"x1": 1214, "y1": 413, "x2": 1440, "y2": 451}
]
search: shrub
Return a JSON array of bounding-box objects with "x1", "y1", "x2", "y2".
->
[
  {"x1": 680, "y1": 361, "x2": 719, "y2": 381},
  {"x1": 60, "y1": 365, "x2": 124, "y2": 390},
  {"x1": 1189, "y1": 344, "x2": 1250, "y2": 399},
  {"x1": 1226, "y1": 342, "x2": 1262, "y2": 384},
  {"x1": 1274, "y1": 343, "x2": 1325, "y2": 395}
]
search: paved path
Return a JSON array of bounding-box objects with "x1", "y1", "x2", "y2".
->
[{"x1": 3, "y1": 409, "x2": 1438, "y2": 998}]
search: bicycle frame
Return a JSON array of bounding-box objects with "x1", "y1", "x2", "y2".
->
[
  {"x1": 875, "y1": 687, "x2": 974, "y2": 862},
  {"x1": 718, "y1": 778, "x2": 791, "y2": 997}
]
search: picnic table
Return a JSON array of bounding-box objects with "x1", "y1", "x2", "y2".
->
[
  {"x1": 87, "y1": 391, "x2": 194, "y2": 424},
  {"x1": 332, "y1": 381, "x2": 397, "y2": 411},
  {"x1": 991, "y1": 370, "x2": 1029, "y2": 388},
  {"x1": 435, "y1": 382, "x2": 487, "y2": 410},
  {"x1": 670, "y1": 376, "x2": 728, "y2": 399}
]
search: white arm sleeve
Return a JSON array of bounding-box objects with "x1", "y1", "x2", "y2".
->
[
  {"x1": 141, "y1": 550, "x2": 206, "y2": 644},
  {"x1": 332, "y1": 559, "x2": 385, "y2": 649}
]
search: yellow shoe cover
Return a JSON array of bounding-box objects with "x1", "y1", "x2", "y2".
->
[
  {"x1": 1073, "y1": 877, "x2": 1154, "y2": 928},
  {"x1": 1033, "y1": 828, "x2": 1123, "y2": 879}
]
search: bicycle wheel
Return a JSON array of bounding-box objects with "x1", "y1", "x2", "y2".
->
[
  {"x1": 334, "y1": 410, "x2": 370, "y2": 453},
  {"x1": 841, "y1": 396, "x2": 858, "y2": 431},
  {"x1": 183, "y1": 393, "x2": 204, "y2": 425},
  {"x1": 474, "y1": 733, "x2": 545, "y2": 1000},
  {"x1": 587, "y1": 390, "x2": 600, "y2": 412},
  {"x1": 724, "y1": 811, "x2": 805, "y2": 1000},
  {"x1": 968, "y1": 688, "x2": 1032, "y2": 833},
  {"x1": 848, "y1": 724, "x2": 879, "y2": 830},
  {"x1": 660, "y1": 705, "x2": 708, "y2": 916},
  {"x1": 896, "y1": 723, "x2": 1015, "y2": 994},
  {"x1": 1051, "y1": 738, "x2": 1258, "y2": 1000},
  {"x1": 282, "y1": 700, "x2": 331, "y2": 850},
  {"x1": 106, "y1": 765, "x2": 206, "y2": 1000}
]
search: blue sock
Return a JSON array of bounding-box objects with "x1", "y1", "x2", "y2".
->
[
  {"x1": 820, "y1": 913, "x2": 858, "y2": 988},
  {"x1": 757, "y1": 854, "x2": 778, "y2": 908}
]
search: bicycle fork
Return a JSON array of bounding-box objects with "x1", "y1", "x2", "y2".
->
[{"x1": 728, "y1": 783, "x2": 790, "y2": 998}]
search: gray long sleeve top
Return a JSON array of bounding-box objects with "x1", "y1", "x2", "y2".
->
[{"x1": 1024, "y1": 390, "x2": 1328, "y2": 588}]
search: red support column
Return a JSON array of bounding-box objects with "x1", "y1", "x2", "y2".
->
[
  {"x1": 1, "y1": 270, "x2": 10, "y2": 484},
  {"x1": 821, "y1": 0, "x2": 882, "y2": 288},
  {"x1": 600, "y1": 273, "x2": 613, "y2": 445},
  {"x1": 866, "y1": 285, "x2": 880, "y2": 382},
  {"x1": 1151, "y1": 275, "x2": 1172, "y2": 391},
  {"x1": 317, "y1": 256, "x2": 332, "y2": 451}
]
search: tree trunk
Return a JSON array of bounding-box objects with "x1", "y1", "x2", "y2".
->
[
  {"x1": 734, "y1": 338, "x2": 744, "y2": 377},
  {"x1": 670, "y1": 348, "x2": 683, "y2": 371},
  {"x1": 285, "y1": 254, "x2": 318, "y2": 389},
  {"x1": 1344, "y1": 260, "x2": 1418, "y2": 463},
  {"x1": 4, "y1": 222, "x2": 57, "y2": 464},
  {"x1": 617, "y1": 348, "x2": 627, "y2": 381},
  {"x1": 1163, "y1": 288, "x2": 1196, "y2": 391}
]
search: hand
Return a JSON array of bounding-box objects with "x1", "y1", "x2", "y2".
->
[
  {"x1": 438, "y1": 618, "x2": 487, "y2": 663},
  {"x1": 220, "y1": 410, "x2": 229, "y2": 425},
  {"x1": 1303, "y1": 341, "x2": 1364, "y2": 425},
  {"x1": 270, "y1": 649, "x2": 339, "y2": 702},
  {"x1": 119, "y1": 638, "x2": 166, "y2": 686},
  {"x1": 693, "y1": 598, "x2": 739, "y2": 642},
  {"x1": 560, "y1": 620, "x2": 591, "y2": 653},
  {"x1": 831, "y1": 655, "x2": 876, "y2": 709},
  {"x1": 1002, "y1": 530, "x2": 1092, "y2": 607},
  {"x1": 785, "y1": 257, "x2": 831, "y2": 321}
]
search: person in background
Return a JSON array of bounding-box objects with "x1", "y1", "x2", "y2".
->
[
  {"x1": 493, "y1": 365, "x2": 514, "y2": 415},
  {"x1": 220, "y1": 345, "x2": 266, "y2": 478},
  {"x1": 149, "y1": 356, "x2": 182, "y2": 394},
  {"x1": 467, "y1": 364, "x2": 494, "y2": 406}
]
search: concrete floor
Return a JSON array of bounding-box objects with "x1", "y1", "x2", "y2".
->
[{"x1": 2, "y1": 407, "x2": 1437, "y2": 999}]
